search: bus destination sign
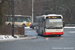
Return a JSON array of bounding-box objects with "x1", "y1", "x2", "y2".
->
[{"x1": 46, "y1": 16, "x2": 61, "y2": 19}]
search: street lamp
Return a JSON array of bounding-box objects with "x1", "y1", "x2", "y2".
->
[
  {"x1": 32, "y1": 0, "x2": 34, "y2": 23},
  {"x1": 0, "y1": 1, "x2": 1, "y2": 3},
  {"x1": 11, "y1": 0, "x2": 14, "y2": 37},
  {"x1": 0, "y1": 0, "x2": 2, "y2": 3}
]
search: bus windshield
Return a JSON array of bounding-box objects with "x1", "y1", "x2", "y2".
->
[{"x1": 46, "y1": 19, "x2": 63, "y2": 29}]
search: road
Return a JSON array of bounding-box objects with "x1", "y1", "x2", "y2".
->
[{"x1": 0, "y1": 27, "x2": 75, "y2": 50}]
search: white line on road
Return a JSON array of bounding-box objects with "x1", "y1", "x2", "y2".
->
[
  {"x1": 65, "y1": 31, "x2": 75, "y2": 33},
  {"x1": 69, "y1": 31, "x2": 75, "y2": 33}
]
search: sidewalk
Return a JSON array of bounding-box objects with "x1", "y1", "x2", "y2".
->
[{"x1": 0, "y1": 35, "x2": 37, "y2": 42}]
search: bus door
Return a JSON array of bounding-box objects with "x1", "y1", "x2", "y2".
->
[
  {"x1": 37, "y1": 19, "x2": 40, "y2": 34},
  {"x1": 39, "y1": 18, "x2": 44, "y2": 35}
]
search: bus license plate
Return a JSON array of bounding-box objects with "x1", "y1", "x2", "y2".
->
[{"x1": 53, "y1": 33, "x2": 56, "y2": 34}]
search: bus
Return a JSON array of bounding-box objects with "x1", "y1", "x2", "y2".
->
[
  {"x1": 5, "y1": 15, "x2": 31, "y2": 27},
  {"x1": 36, "y1": 14, "x2": 64, "y2": 37}
]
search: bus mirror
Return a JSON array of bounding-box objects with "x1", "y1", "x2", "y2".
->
[
  {"x1": 63, "y1": 21, "x2": 65, "y2": 27},
  {"x1": 43, "y1": 19, "x2": 45, "y2": 21},
  {"x1": 44, "y1": 26, "x2": 46, "y2": 28}
]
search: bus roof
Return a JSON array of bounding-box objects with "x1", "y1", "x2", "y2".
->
[
  {"x1": 36, "y1": 14, "x2": 63, "y2": 19},
  {"x1": 47, "y1": 14, "x2": 62, "y2": 16},
  {"x1": 5, "y1": 15, "x2": 31, "y2": 17}
]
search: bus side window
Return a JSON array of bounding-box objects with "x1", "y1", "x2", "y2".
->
[{"x1": 15, "y1": 17, "x2": 17, "y2": 22}]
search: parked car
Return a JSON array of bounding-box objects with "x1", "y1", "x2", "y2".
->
[{"x1": 30, "y1": 23, "x2": 36, "y2": 29}]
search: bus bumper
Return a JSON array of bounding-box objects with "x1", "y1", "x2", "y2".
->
[{"x1": 45, "y1": 32, "x2": 63, "y2": 35}]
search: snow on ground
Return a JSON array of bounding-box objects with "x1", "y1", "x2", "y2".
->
[
  {"x1": 25, "y1": 26, "x2": 75, "y2": 29},
  {"x1": 0, "y1": 35, "x2": 19, "y2": 40},
  {"x1": 0, "y1": 35, "x2": 37, "y2": 42},
  {"x1": 25, "y1": 27, "x2": 30, "y2": 29},
  {"x1": 64, "y1": 27, "x2": 75, "y2": 28}
]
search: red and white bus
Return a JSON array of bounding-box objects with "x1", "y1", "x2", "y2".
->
[{"x1": 36, "y1": 14, "x2": 64, "y2": 37}]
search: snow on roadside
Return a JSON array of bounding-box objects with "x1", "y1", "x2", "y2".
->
[
  {"x1": 0, "y1": 35, "x2": 19, "y2": 40},
  {"x1": 25, "y1": 27, "x2": 30, "y2": 29},
  {"x1": 25, "y1": 26, "x2": 75, "y2": 28},
  {"x1": 64, "y1": 27, "x2": 75, "y2": 28}
]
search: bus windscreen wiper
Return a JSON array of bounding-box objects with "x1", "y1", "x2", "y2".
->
[
  {"x1": 46, "y1": 26, "x2": 55, "y2": 29},
  {"x1": 46, "y1": 26, "x2": 62, "y2": 29}
]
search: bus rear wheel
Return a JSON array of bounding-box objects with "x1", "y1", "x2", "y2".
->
[
  {"x1": 59, "y1": 35, "x2": 61, "y2": 37},
  {"x1": 8, "y1": 23, "x2": 11, "y2": 26},
  {"x1": 22, "y1": 24, "x2": 26, "y2": 27}
]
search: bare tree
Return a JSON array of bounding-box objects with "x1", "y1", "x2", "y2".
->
[{"x1": 0, "y1": 0, "x2": 11, "y2": 26}]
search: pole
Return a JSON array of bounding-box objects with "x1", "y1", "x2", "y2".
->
[
  {"x1": 11, "y1": 0, "x2": 14, "y2": 37},
  {"x1": 32, "y1": 0, "x2": 34, "y2": 23}
]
